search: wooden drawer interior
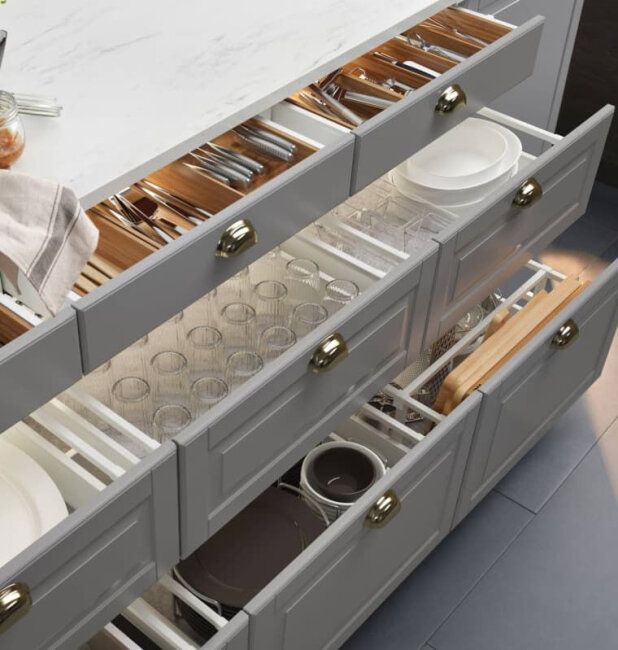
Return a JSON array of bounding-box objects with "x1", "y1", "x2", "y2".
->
[{"x1": 286, "y1": 6, "x2": 514, "y2": 127}]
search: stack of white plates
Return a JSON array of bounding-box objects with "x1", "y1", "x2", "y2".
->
[
  {"x1": 392, "y1": 117, "x2": 522, "y2": 208},
  {"x1": 0, "y1": 439, "x2": 68, "y2": 567}
]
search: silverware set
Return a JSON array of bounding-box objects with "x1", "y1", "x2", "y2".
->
[
  {"x1": 181, "y1": 123, "x2": 298, "y2": 187},
  {"x1": 289, "y1": 11, "x2": 489, "y2": 121}
]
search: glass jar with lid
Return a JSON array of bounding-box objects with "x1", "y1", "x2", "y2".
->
[{"x1": 0, "y1": 91, "x2": 25, "y2": 168}]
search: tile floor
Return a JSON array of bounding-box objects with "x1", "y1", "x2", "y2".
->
[{"x1": 344, "y1": 182, "x2": 618, "y2": 650}]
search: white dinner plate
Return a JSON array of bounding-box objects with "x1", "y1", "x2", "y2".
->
[{"x1": 0, "y1": 438, "x2": 68, "y2": 567}]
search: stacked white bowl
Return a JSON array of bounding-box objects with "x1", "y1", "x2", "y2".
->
[{"x1": 392, "y1": 117, "x2": 522, "y2": 208}]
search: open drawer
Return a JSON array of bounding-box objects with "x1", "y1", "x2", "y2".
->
[
  {"x1": 0, "y1": 294, "x2": 81, "y2": 432},
  {"x1": 0, "y1": 99, "x2": 354, "y2": 393},
  {"x1": 424, "y1": 105, "x2": 614, "y2": 342},
  {"x1": 72, "y1": 104, "x2": 354, "y2": 374},
  {"x1": 284, "y1": 5, "x2": 544, "y2": 192},
  {"x1": 0, "y1": 390, "x2": 179, "y2": 649},
  {"x1": 454, "y1": 259, "x2": 618, "y2": 523},
  {"x1": 77, "y1": 380, "x2": 480, "y2": 650},
  {"x1": 76, "y1": 210, "x2": 439, "y2": 556}
]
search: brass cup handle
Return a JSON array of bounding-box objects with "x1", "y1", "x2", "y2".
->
[
  {"x1": 513, "y1": 178, "x2": 543, "y2": 208},
  {"x1": 365, "y1": 490, "x2": 401, "y2": 529},
  {"x1": 551, "y1": 318, "x2": 579, "y2": 349},
  {"x1": 0, "y1": 583, "x2": 32, "y2": 635},
  {"x1": 215, "y1": 219, "x2": 257, "y2": 258},
  {"x1": 435, "y1": 84, "x2": 467, "y2": 114},
  {"x1": 309, "y1": 333, "x2": 349, "y2": 373}
]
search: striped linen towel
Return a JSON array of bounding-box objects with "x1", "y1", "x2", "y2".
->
[{"x1": 0, "y1": 170, "x2": 98, "y2": 315}]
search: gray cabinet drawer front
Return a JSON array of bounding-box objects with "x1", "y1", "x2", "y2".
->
[
  {"x1": 0, "y1": 444, "x2": 179, "y2": 650},
  {"x1": 0, "y1": 308, "x2": 82, "y2": 433},
  {"x1": 351, "y1": 16, "x2": 543, "y2": 193},
  {"x1": 176, "y1": 250, "x2": 438, "y2": 555},
  {"x1": 202, "y1": 612, "x2": 250, "y2": 650},
  {"x1": 244, "y1": 395, "x2": 480, "y2": 650},
  {"x1": 455, "y1": 261, "x2": 618, "y2": 523},
  {"x1": 74, "y1": 137, "x2": 355, "y2": 372},
  {"x1": 427, "y1": 105, "x2": 614, "y2": 341}
]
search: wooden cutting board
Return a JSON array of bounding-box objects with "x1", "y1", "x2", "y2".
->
[{"x1": 435, "y1": 277, "x2": 588, "y2": 415}]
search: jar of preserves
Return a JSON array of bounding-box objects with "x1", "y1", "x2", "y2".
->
[{"x1": 0, "y1": 91, "x2": 25, "y2": 168}]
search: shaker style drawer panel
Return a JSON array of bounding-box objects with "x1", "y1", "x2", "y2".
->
[
  {"x1": 175, "y1": 247, "x2": 438, "y2": 556},
  {"x1": 0, "y1": 428, "x2": 178, "y2": 650},
  {"x1": 75, "y1": 134, "x2": 355, "y2": 373},
  {"x1": 0, "y1": 307, "x2": 82, "y2": 432},
  {"x1": 243, "y1": 395, "x2": 480, "y2": 650},
  {"x1": 350, "y1": 14, "x2": 543, "y2": 192},
  {"x1": 426, "y1": 105, "x2": 614, "y2": 342},
  {"x1": 454, "y1": 260, "x2": 618, "y2": 524}
]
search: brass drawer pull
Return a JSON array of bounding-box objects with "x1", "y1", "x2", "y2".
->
[
  {"x1": 513, "y1": 178, "x2": 543, "y2": 208},
  {"x1": 551, "y1": 318, "x2": 579, "y2": 349},
  {"x1": 215, "y1": 219, "x2": 257, "y2": 258},
  {"x1": 435, "y1": 84, "x2": 467, "y2": 114},
  {"x1": 0, "y1": 583, "x2": 31, "y2": 635},
  {"x1": 365, "y1": 490, "x2": 401, "y2": 529},
  {"x1": 309, "y1": 333, "x2": 349, "y2": 373}
]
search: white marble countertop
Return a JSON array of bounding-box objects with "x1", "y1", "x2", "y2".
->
[{"x1": 1, "y1": 0, "x2": 452, "y2": 207}]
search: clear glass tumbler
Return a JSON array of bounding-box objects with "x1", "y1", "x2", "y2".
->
[
  {"x1": 290, "y1": 302, "x2": 328, "y2": 339},
  {"x1": 323, "y1": 279, "x2": 360, "y2": 315},
  {"x1": 111, "y1": 376, "x2": 151, "y2": 429},
  {"x1": 150, "y1": 350, "x2": 188, "y2": 406},
  {"x1": 259, "y1": 325, "x2": 297, "y2": 363},
  {"x1": 253, "y1": 280, "x2": 288, "y2": 329},
  {"x1": 285, "y1": 258, "x2": 321, "y2": 304},
  {"x1": 221, "y1": 302, "x2": 257, "y2": 351},
  {"x1": 186, "y1": 325, "x2": 225, "y2": 379},
  {"x1": 190, "y1": 376, "x2": 229, "y2": 418},
  {"x1": 152, "y1": 403, "x2": 192, "y2": 442},
  {"x1": 225, "y1": 350, "x2": 264, "y2": 391}
]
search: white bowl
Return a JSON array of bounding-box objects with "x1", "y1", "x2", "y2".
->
[
  {"x1": 392, "y1": 161, "x2": 519, "y2": 208},
  {"x1": 406, "y1": 118, "x2": 509, "y2": 189},
  {"x1": 393, "y1": 121, "x2": 522, "y2": 208}
]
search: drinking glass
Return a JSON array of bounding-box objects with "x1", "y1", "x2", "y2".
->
[
  {"x1": 221, "y1": 302, "x2": 257, "y2": 351},
  {"x1": 323, "y1": 279, "x2": 359, "y2": 315},
  {"x1": 150, "y1": 350, "x2": 188, "y2": 405},
  {"x1": 218, "y1": 267, "x2": 252, "y2": 306},
  {"x1": 190, "y1": 377, "x2": 229, "y2": 417},
  {"x1": 149, "y1": 311, "x2": 186, "y2": 355},
  {"x1": 186, "y1": 325, "x2": 224, "y2": 378},
  {"x1": 114, "y1": 334, "x2": 149, "y2": 379},
  {"x1": 253, "y1": 280, "x2": 288, "y2": 328},
  {"x1": 259, "y1": 325, "x2": 296, "y2": 363},
  {"x1": 111, "y1": 376, "x2": 151, "y2": 428},
  {"x1": 290, "y1": 302, "x2": 328, "y2": 339},
  {"x1": 225, "y1": 350, "x2": 264, "y2": 391},
  {"x1": 152, "y1": 404, "x2": 192, "y2": 442},
  {"x1": 285, "y1": 258, "x2": 321, "y2": 304}
]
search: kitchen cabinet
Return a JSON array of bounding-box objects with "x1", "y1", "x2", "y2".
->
[{"x1": 0, "y1": 1, "x2": 614, "y2": 648}]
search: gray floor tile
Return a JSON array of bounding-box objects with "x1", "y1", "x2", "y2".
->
[
  {"x1": 342, "y1": 492, "x2": 533, "y2": 650},
  {"x1": 539, "y1": 218, "x2": 618, "y2": 279},
  {"x1": 496, "y1": 335, "x2": 618, "y2": 512},
  {"x1": 430, "y1": 419, "x2": 618, "y2": 650},
  {"x1": 581, "y1": 238, "x2": 618, "y2": 283},
  {"x1": 582, "y1": 181, "x2": 618, "y2": 233}
]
